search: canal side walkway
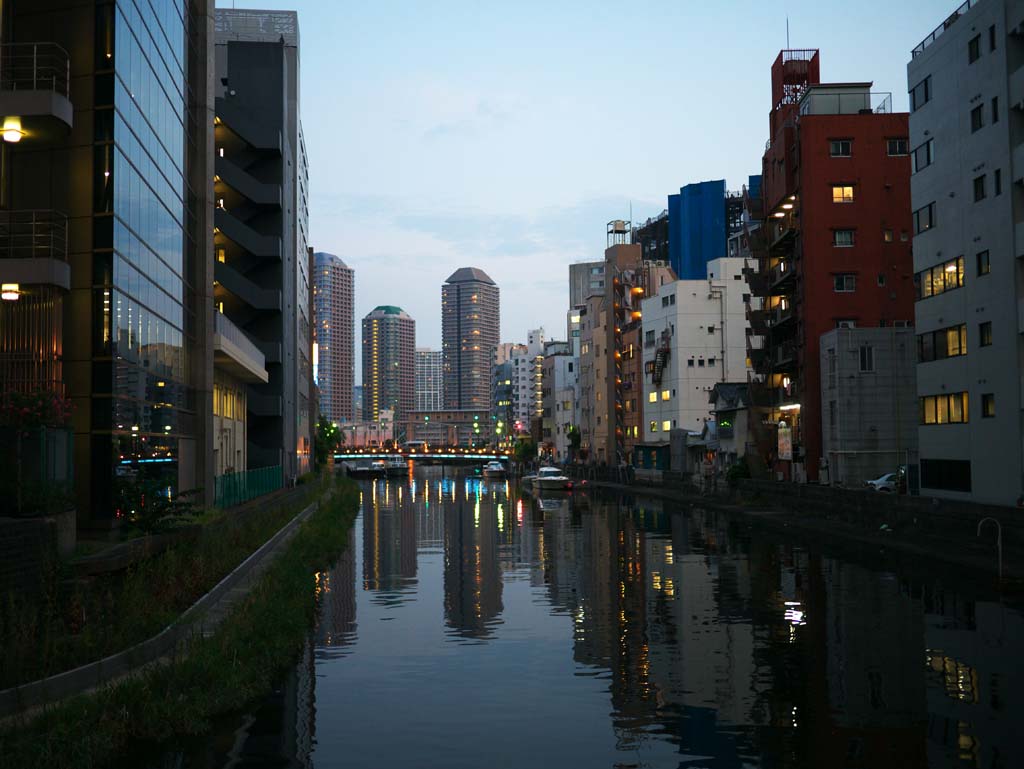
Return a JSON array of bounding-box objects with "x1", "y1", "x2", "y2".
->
[
  {"x1": 0, "y1": 488, "x2": 327, "y2": 721},
  {"x1": 587, "y1": 478, "x2": 1024, "y2": 586}
]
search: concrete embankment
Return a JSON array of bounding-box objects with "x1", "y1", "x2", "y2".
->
[{"x1": 590, "y1": 478, "x2": 1024, "y2": 586}]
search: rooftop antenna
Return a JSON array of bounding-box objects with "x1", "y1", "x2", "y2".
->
[{"x1": 786, "y1": 16, "x2": 790, "y2": 49}]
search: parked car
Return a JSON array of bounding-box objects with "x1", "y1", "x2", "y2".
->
[{"x1": 865, "y1": 472, "x2": 898, "y2": 493}]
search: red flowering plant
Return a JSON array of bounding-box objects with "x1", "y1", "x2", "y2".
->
[{"x1": 0, "y1": 389, "x2": 72, "y2": 428}]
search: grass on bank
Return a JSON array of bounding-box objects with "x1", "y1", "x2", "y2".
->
[
  {"x1": 0, "y1": 475, "x2": 360, "y2": 769},
  {"x1": 0, "y1": 477, "x2": 325, "y2": 690}
]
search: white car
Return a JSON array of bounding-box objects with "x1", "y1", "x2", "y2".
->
[{"x1": 865, "y1": 473, "x2": 898, "y2": 493}]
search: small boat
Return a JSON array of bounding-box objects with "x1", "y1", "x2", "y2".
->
[
  {"x1": 385, "y1": 456, "x2": 408, "y2": 476},
  {"x1": 347, "y1": 459, "x2": 387, "y2": 477},
  {"x1": 533, "y1": 466, "x2": 573, "y2": 491},
  {"x1": 482, "y1": 460, "x2": 507, "y2": 479}
]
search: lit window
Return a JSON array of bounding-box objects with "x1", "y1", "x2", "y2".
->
[
  {"x1": 648, "y1": 391, "x2": 656, "y2": 403},
  {"x1": 649, "y1": 420, "x2": 658, "y2": 432},
  {"x1": 832, "y1": 185, "x2": 854, "y2": 203},
  {"x1": 662, "y1": 420, "x2": 671, "y2": 431},
  {"x1": 661, "y1": 389, "x2": 670, "y2": 401}
]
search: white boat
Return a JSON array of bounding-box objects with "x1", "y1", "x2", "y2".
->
[
  {"x1": 482, "y1": 460, "x2": 507, "y2": 478},
  {"x1": 385, "y1": 456, "x2": 408, "y2": 476},
  {"x1": 533, "y1": 466, "x2": 573, "y2": 491}
]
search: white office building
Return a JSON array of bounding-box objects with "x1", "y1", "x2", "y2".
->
[
  {"x1": 641, "y1": 257, "x2": 752, "y2": 441},
  {"x1": 908, "y1": 0, "x2": 1024, "y2": 504}
]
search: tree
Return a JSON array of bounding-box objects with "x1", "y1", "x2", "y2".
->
[
  {"x1": 566, "y1": 425, "x2": 581, "y2": 463},
  {"x1": 513, "y1": 437, "x2": 536, "y2": 465},
  {"x1": 314, "y1": 415, "x2": 341, "y2": 469}
]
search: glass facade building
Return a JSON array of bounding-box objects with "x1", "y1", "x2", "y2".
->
[
  {"x1": 0, "y1": 0, "x2": 213, "y2": 519},
  {"x1": 92, "y1": 0, "x2": 195, "y2": 510}
]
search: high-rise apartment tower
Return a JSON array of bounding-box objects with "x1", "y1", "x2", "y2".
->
[
  {"x1": 442, "y1": 267, "x2": 499, "y2": 410},
  {"x1": 313, "y1": 252, "x2": 354, "y2": 423}
]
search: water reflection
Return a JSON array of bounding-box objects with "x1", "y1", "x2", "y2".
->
[{"x1": 139, "y1": 467, "x2": 1024, "y2": 769}]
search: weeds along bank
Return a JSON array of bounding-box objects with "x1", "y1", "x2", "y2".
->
[
  {"x1": 0, "y1": 475, "x2": 360, "y2": 769},
  {"x1": 0, "y1": 477, "x2": 327, "y2": 690}
]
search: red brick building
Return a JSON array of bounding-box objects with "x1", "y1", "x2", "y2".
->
[{"x1": 748, "y1": 50, "x2": 914, "y2": 481}]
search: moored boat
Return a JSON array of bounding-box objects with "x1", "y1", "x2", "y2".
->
[
  {"x1": 533, "y1": 466, "x2": 572, "y2": 491},
  {"x1": 482, "y1": 460, "x2": 507, "y2": 478},
  {"x1": 385, "y1": 456, "x2": 408, "y2": 476}
]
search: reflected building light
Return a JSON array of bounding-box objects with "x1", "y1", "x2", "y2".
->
[
  {"x1": 516, "y1": 499, "x2": 523, "y2": 525},
  {"x1": 474, "y1": 498, "x2": 480, "y2": 527},
  {"x1": 497, "y1": 502, "x2": 503, "y2": 532}
]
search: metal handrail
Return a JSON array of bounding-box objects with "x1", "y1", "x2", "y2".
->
[
  {"x1": 0, "y1": 42, "x2": 70, "y2": 98},
  {"x1": 912, "y1": 1, "x2": 979, "y2": 58},
  {"x1": 0, "y1": 210, "x2": 69, "y2": 261}
]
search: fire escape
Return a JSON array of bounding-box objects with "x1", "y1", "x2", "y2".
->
[
  {"x1": 651, "y1": 329, "x2": 671, "y2": 388},
  {"x1": 742, "y1": 50, "x2": 818, "y2": 479}
]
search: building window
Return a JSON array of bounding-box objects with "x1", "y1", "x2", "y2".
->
[
  {"x1": 833, "y1": 274, "x2": 856, "y2": 292},
  {"x1": 917, "y1": 324, "x2": 967, "y2": 362},
  {"x1": 995, "y1": 169, "x2": 1002, "y2": 196},
  {"x1": 971, "y1": 105, "x2": 984, "y2": 132},
  {"x1": 661, "y1": 420, "x2": 671, "y2": 432},
  {"x1": 648, "y1": 391, "x2": 656, "y2": 403},
  {"x1": 830, "y1": 139, "x2": 852, "y2": 157},
  {"x1": 989, "y1": 24, "x2": 997, "y2": 51},
  {"x1": 920, "y1": 458, "x2": 972, "y2": 492},
  {"x1": 910, "y1": 76, "x2": 931, "y2": 111},
  {"x1": 859, "y1": 345, "x2": 874, "y2": 372},
  {"x1": 707, "y1": 325, "x2": 715, "y2": 334},
  {"x1": 968, "y1": 34, "x2": 981, "y2": 63},
  {"x1": 912, "y1": 139, "x2": 933, "y2": 173},
  {"x1": 992, "y1": 97, "x2": 999, "y2": 123},
  {"x1": 708, "y1": 357, "x2": 716, "y2": 366},
  {"x1": 669, "y1": 294, "x2": 676, "y2": 305},
  {"x1": 829, "y1": 400, "x2": 836, "y2": 427},
  {"x1": 883, "y1": 229, "x2": 893, "y2": 242},
  {"x1": 920, "y1": 392, "x2": 969, "y2": 424},
  {"x1": 833, "y1": 229, "x2": 855, "y2": 247},
  {"x1": 982, "y1": 393, "x2": 995, "y2": 418},
  {"x1": 887, "y1": 137, "x2": 909, "y2": 156},
  {"x1": 977, "y1": 250, "x2": 990, "y2": 276},
  {"x1": 698, "y1": 359, "x2": 705, "y2": 367},
  {"x1": 877, "y1": 273, "x2": 886, "y2": 286},
  {"x1": 660, "y1": 389, "x2": 670, "y2": 401},
  {"x1": 831, "y1": 185, "x2": 855, "y2": 203},
  {"x1": 913, "y1": 202, "x2": 936, "y2": 234},
  {"x1": 645, "y1": 329, "x2": 655, "y2": 347},
  {"x1": 836, "y1": 319, "x2": 856, "y2": 329},
  {"x1": 687, "y1": 359, "x2": 694, "y2": 367},
  {"x1": 973, "y1": 175, "x2": 987, "y2": 202},
  {"x1": 915, "y1": 255, "x2": 964, "y2": 299},
  {"x1": 649, "y1": 421, "x2": 657, "y2": 432},
  {"x1": 979, "y1": 321, "x2": 992, "y2": 347}
]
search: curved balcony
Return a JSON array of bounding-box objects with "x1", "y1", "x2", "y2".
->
[
  {"x1": 0, "y1": 210, "x2": 70, "y2": 291},
  {"x1": 0, "y1": 43, "x2": 73, "y2": 139}
]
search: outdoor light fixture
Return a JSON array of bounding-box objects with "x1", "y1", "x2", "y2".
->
[
  {"x1": 1, "y1": 283, "x2": 20, "y2": 301},
  {"x1": 2, "y1": 117, "x2": 24, "y2": 143},
  {"x1": 773, "y1": 212, "x2": 785, "y2": 218},
  {"x1": 779, "y1": 403, "x2": 801, "y2": 411},
  {"x1": 782, "y1": 203, "x2": 793, "y2": 209}
]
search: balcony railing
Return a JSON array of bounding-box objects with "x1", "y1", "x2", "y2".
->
[
  {"x1": 0, "y1": 210, "x2": 68, "y2": 261},
  {"x1": 912, "y1": 1, "x2": 978, "y2": 58},
  {"x1": 215, "y1": 312, "x2": 265, "y2": 370},
  {"x1": 0, "y1": 43, "x2": 70, "y2": 97}
]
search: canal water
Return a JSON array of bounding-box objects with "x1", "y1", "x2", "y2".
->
[{"x1": 143, "y1": 466, "x2": 1022, "y2": 769}]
